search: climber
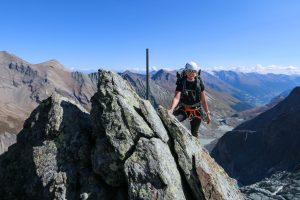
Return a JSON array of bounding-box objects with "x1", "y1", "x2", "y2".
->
[{"x1": 168, "y1": 61, "x2": 211, "y2": 138}]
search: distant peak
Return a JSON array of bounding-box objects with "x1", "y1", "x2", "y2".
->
[
  {"x1": 156, "y1": 69, "x2": 171, "y2": 74},
  {"x1": 0, "y1": 51, "x2": 29, "y2": 65},
  {"x1": 156, "y1": 69, "x2": 165, "y2": 73},
  {"x1": 122, "y1": 70, "x2": 147, "y2": 76},
  {"x1": 0, "y1": 51, "x2": 13, "y2": 56},
  {"x1": 122, "y1": 70, "x2": 134, "y2": 74},
  {"x1": 0, "y1": 51, "x2": 18, "y2": 59},
  {"x1": 40, "y1": 59, "x2": 62, "y2": 66},
  {"x1": 152, "y1": 68, "x2": 177, "y2": 78},
  {"x1": 38, "y1": 59, "x2": 67, "y2": 70},
  {"x1": 0, "y1": 50, "x2": 9, "y2": 55}
]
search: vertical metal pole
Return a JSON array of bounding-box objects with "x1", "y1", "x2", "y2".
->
[{"x1": 146, "y1": 48, "x2": 149, "y2": 100}]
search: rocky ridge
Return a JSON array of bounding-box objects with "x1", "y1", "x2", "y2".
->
[
  {"x1": 0, "y1": 51, "x2": 97, "y2": 154},
  {"x1": 0, "y1": 70, "x2": 244, "y2": 200}
]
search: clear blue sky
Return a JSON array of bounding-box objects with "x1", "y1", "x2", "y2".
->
[{"x1": 1, "y1": 0, "x2": 300, "y2": 72}]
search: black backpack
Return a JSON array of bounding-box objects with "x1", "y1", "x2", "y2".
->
[{"x1": 176, "y1": 69, "x2": 203, "y2": 105}]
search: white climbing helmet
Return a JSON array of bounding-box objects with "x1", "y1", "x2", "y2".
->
[{"x1": 185, "y1": 61, "x2": 198, "y2": 71}]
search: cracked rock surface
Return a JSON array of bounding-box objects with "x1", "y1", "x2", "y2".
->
[
  {"x1": 124, "y1": 137, "x2": 185, "y2": 200},
  {"x1": 90, "y1": 70, "x2": 169, "y2": 187},
  {"x1": 0, "y1": 94, "x2": 115, "y2": 199},
  {"x1": 0, "y1": 70, "x2": 244, "y2": 200}
]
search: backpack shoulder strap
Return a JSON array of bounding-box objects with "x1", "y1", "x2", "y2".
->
[
  {"x1": 195, "y1": 70, "x2": 203, "y2": 101},
  {"x1": 176, "y1": 72, "x2": 182, "y2": 85}
]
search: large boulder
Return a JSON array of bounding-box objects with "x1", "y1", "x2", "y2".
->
[
  {"x1": 90, "y1": 70, "x2": 169, "y2": 186},
  {"x1": 91, "y1": 70, "x2": 244, "y2": 199},
  {"x1": 124, "y1": 137, "x2": 186, "y2": 200},
  {"x1": 0, "y1": 94, "x2": 114, "y2": 200}
]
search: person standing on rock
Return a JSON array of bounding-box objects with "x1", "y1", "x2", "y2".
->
[{"x1": 168, "y1": 61, "x2": 211, "y2": 138}]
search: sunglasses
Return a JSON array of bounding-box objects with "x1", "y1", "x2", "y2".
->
[{"x1": 186, "y1": 70, "x2": 197, "y2": 74}]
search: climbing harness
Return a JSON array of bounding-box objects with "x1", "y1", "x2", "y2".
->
[
  {"x1": 180, "y1": 106, "x2": 202, "y2": 121},
  {"x1": 179, "y1": 105, "x2": 208, "y2": 122}
]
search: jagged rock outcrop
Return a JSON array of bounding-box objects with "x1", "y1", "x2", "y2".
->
[
  {"x1": 91, "y1": 70, "x2": 169, "y2": 187},
  {"x1": 91, "y1": 70, "x2": 244, "y2": 199},
  {"x1": 0, "y1": 70, "x2": 245, "y2": 200},
  {"x1": 158, "y1": 107, "x2": 243, "y2": 200},
  {"x1": 0, "y1": 94, "x2": 115, "y2": 199}
]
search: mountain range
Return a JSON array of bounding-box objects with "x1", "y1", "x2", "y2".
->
[
  {"x1": 0, "y1": 51, "x2": 97, "y2": 153},
  {"x1": 0, "y1": 70, "x2": 244, "y2": 200},
  {"x1": 212, "y1": 70, "x2": 300, "y2": 105},
  {"x1": 1, "y1": 51, "x2": 300, "y2": 154},
  {"x1": 211, "y1": 87, "x2": 300, "y2": 199},
  {"x1": 1, "y1": 51, "x2": 300, "y2": 199}
]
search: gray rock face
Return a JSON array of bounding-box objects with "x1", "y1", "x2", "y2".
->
[
  {"x1": 91, "y1": 70, "x2": 169, "y2": 187},
  {"x1": 0, "y1": 70, "x2": 244, "y2": 200},
  {"x1": 124, "y1": 137, "x2": 185, "y2": 200},
  {"x1": 0, "y1": 94, "x2": 114, "y2": 200}
]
